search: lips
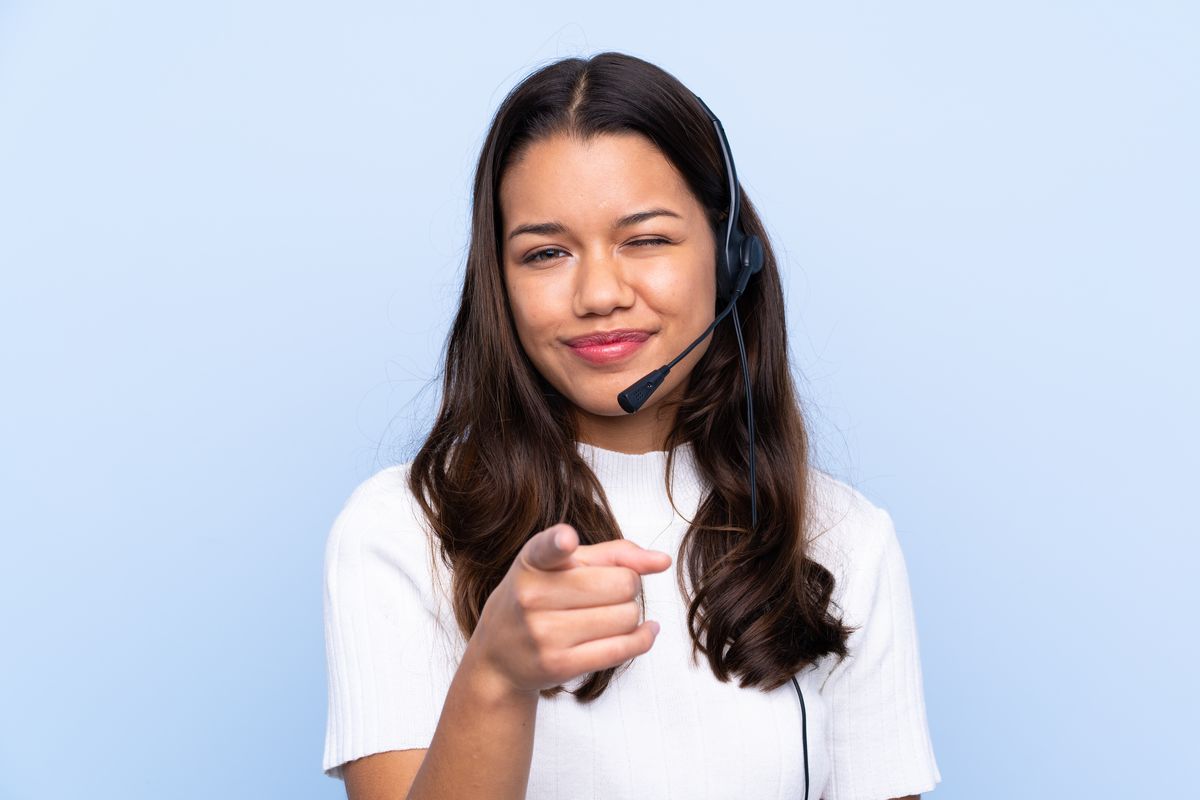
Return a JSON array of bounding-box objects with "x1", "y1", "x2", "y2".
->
[
  {"x1": 566, "y1": 329, "x2": 652, "y2": 347},
  {"x1": 565, "y1": 329, "x2": 653, "y2": 365}
]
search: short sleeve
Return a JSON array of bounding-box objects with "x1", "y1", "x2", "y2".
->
[
  {"x1": 321, "y1": 466, "x2": 463, "y2": 781},
  {"x1": 820, "y1": 507, "x2": 941, "y2": 800}
]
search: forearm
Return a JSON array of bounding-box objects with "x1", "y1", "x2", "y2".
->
[{"x1": 405, "y1": 644, "x2": 539, "y2": 800}]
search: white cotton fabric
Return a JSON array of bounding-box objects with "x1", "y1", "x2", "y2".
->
[{"x1": 322, "y1": 441, "x2": 942, "y2": 799}]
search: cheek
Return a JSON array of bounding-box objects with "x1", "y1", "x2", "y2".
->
[
  {"x1": 646, "y1": 255, "x2": 715, "y2": 314},
  {"x1": 507, "y1": 278, "x2": 558, "y2": 344}
]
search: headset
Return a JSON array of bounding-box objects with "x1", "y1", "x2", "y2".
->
[{"x1": 616, "y1": 95, "x2": 811, "y2": 800}]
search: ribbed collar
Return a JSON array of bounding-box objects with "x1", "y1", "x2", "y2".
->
[{"x1": 575, "y1": 440, "x2": 706, "y2": 509}]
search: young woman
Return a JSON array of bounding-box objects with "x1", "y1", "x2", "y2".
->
[{"x1": 322, "y1": 51, "x2": 941, "y2": 800}]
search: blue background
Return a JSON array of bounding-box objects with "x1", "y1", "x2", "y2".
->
[{"x1": 2, "y1": 2, "x2": 1196, "y2": 798}]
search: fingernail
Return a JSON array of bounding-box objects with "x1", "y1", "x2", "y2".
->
[{"x1": 648, "y1": 621, "x2": 661, "y2": 636}]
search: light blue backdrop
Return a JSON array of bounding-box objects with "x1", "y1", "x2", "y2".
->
[{"x1": 2, "y1": 1, "x2": 1196, "y2": 798}]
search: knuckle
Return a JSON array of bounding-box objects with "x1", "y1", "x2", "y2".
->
[
  {"x1": 514, "y1": 582, "x2": 542, "y2": 609},
  {"x1": 625, "y1": 570, "x2": 642, "y2": 599},
  {"x1": 536, "y1": 649, "x2": 563, "y2": 679},
  {"x1": 526, "y1": 614, "x2": 549, "y2": 644}
]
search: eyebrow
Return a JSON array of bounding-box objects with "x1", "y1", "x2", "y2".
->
[{"x1": 507, "y1": 207, "x2": 683, "y2": 241}]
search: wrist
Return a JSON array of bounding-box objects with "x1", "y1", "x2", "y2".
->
[{"x1": 459, "y1": 642, "x2": 540, "y2": 708}]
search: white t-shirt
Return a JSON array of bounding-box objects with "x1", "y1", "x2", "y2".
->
[{"x1": 322, "y1": 441, "x2": 942, "y2": 799}]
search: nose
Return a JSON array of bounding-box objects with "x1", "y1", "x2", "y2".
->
[{"x1": 572, "y1": 248, "x2": 636, "y2": 317}]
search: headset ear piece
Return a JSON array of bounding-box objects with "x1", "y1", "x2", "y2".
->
[
  {"x1": 732, "y1": 235, "x2": 765, "y2": 296},
  {"x1": 734, "y1": 235, "x2": 763, "y2": 287},
  {"x1": 742, "y1": 235, "x2": 764, "y2": 275}
]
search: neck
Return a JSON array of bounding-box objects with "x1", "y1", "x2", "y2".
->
[
  {"x1": 573, "y1": 403, "x2": 679, "y2": 454},
  {"x1": 572, "y1": 377, "x2": 686, "y2": 455}
]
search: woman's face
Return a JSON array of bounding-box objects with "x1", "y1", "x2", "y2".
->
[{"x1": 499, "y1": 132, "x2": 717, "y2": 450}]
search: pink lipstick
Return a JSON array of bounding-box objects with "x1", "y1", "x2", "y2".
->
[{"x1": 566, "y1": 329, "x2": 652, "y2": 365}]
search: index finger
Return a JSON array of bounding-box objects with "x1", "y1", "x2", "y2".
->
[
  {"x1": 522, "y1": 524, "x2": 672, "y2": 576},
  {"x1": 571, "y1": 538, "x2": 672, "y2": 575}
]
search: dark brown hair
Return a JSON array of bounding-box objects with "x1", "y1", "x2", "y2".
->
[{"x1": 409, "y1": 51, "x2": 853, "y2": 700}]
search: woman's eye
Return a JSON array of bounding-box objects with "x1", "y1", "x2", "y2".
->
[
  {"x1": 523, "y1": 248, "x2": 569, "y2": 264},
  {"x1": 521, "y1": 239, "x2": 669, "y2": 264}
]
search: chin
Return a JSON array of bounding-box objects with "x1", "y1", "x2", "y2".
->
[
  {"x1": 545, "y1": 375, "x2": 628, "y2": 416},
  {"x1": 546, "y1": 363, "x2": 664, "y2": 417},
  {"x1": 566, "y1": 392, "x2": 629, "y2": 418}
]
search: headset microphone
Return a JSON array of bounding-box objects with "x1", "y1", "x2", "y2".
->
[
  {"x1": 615, "y1": 266, "x2": 752, "y2": 414},
  {"x1": 614, "y1": 94, "x2": 812, "y2": 800},
  {"x1": 616, "y1": 95, "x2": 764, "y2": 416}
]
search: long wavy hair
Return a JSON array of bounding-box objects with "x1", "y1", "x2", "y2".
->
[{"x1": 409, "y1": 51, "x2": 854, "y2": 701}]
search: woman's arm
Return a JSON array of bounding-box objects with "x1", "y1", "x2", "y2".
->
[
  {"x1": 343, "y1": 643, "x2": 538, "y2": 800},
  {"x1": 337, "y1": 522, "x2": 666, "y2": 799},
  {"x1": 402, "y1": 645, "x2": 539, "y2": 800}
]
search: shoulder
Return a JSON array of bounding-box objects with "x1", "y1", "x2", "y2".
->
[
  {"x1": 803, "y1": 467, "x2": 899, "y2": 586},
  {"x1": 804, "y1": 473, "x2": 942, "y2": 796},
  {"x1": 324, "y1": 462, "x2": 442, "y2": 598},
  {"x1": 327, "y1": 463, "x2": 423, "y2": 543}
]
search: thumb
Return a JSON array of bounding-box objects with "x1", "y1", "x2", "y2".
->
[{"x1": 523, "y1": 523, "x2": 580, "y2": 572}]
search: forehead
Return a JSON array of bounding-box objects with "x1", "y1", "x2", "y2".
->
[{"x1": 499, "y1": 132, "x2": 699, "y2": 231}]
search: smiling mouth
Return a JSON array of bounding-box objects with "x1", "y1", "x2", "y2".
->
[
  {"x1": 566, "y1": 332, "x2": 652, "y2": 365},
  {"x1": 566, "y1": 329, "x2": 652, "y2": 347}
]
